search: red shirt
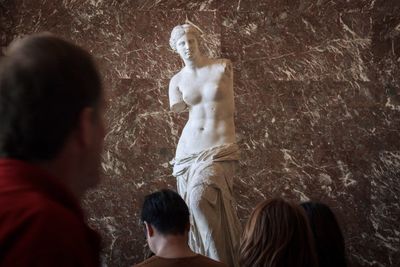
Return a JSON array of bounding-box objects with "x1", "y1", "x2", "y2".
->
[{"x1": 0, "y1": 159, "x2": 101, "y2": 267}]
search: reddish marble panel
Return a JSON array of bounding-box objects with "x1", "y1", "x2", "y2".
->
[
  {"x1": 217, "y1": 0, "x2": 376, "y2": 14},
  {"x1": 221, "y1": 10, "x2": 373, "y2": 81},
  {"x1": 67, "y1": 0, "x2": 217, "y2": 11}
]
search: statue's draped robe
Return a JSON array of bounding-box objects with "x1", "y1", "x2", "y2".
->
[{"x1": 172, "y1": 143, "x2": 241, "y2": 267}]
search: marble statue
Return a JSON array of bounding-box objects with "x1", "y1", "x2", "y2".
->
[{"x1": 168, "y1": 24, "x2": 241, "y2": 267}]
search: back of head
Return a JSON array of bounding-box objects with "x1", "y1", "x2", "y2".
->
[
  {"x1": 0, "y1": 33, "x2": 102, "y2": 161},
  {"x1": 141, "y1": 189, "x2": 189, "y2": 235},
  {"x1": 240, "y1": 198, "x2": 318, "y2": 267},
  {"x1": 301, "y1": 202, "x2": 347, "y2": 267}
]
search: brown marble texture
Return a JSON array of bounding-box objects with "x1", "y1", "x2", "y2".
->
[{"x1": 1, "y1": 0, "x2": 399, "y2": 266}]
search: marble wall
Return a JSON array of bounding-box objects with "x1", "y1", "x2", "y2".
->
[{"x1": 1, "y1": 0, "x2": 399, "y2": 266}]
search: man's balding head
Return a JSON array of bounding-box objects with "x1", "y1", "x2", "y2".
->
[{"x1": 0, "y1": 34, "x2": 102, "y2": 161}]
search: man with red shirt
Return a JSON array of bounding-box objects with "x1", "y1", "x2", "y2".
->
[{"x1": 0, "y1": 34, "x2": 105, "y2": 266}]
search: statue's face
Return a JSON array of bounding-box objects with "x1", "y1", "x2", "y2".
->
[{"x1": 176, "y1": 33, "x2": 199, "y2": 60}]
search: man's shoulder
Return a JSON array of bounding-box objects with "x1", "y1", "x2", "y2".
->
[
  {"x1": 3, "y1": 191, "x2": 88, "y2": 242},
  {"x1": 192, "y1": 254, "x2": 228, "y2": 267},
  {"x1": 0, "y1": 189, "x2": 100, "y2": 266},
  {"x1": 0, "y1": 164, "x2": 81, "y2": 227},
  {"x1": 0, "y1": 187, "x2": 92, "y2": 246},
  {"x1": 10, "y1": 190, "x2": 78, "y2": 222},
  {"x1": 133, "y1": 255, "x2": 228, "y2": 267},
  {"x1": 133, "y1": 256, "x2": 159, "y2": 267}
]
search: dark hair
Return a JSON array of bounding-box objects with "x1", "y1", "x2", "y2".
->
[
  {"x1": 0, "y1": 33, "x2": 102, "y2": 161},
  {"x1": 141, "y1": 189, "x2": 189, "y2": 236},
  {"x1": 301, "y1": 202, "x2": 347, "y2": 267},
  {"x1": 239, "y1": 198, "x2": 318, "y2": 267}
]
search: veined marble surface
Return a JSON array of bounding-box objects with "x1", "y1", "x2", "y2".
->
[{"x1": 1, "y1": 0, "x2": 399, "y2": 266}]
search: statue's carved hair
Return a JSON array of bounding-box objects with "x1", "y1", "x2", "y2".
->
[{"x1": 169, "y1": 24, "x2": 201, "y2": 51}]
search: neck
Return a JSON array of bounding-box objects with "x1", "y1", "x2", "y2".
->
[
  {"x1": 154, "y1": 234, "x2": 196, "y2": 259},
  {"x1": 183, "y1": 55, "x2": 206, "y2": 71}
]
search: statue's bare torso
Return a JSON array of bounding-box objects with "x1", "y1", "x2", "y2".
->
[
  {"x1": 168, "y1": 25, "x2": 241, "y2": 266},
  {"x1": 169, "y1": 58, "x2": 236, "y2": 159}
]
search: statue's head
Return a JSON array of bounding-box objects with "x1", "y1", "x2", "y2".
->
[{"x1": 169, "y1": 24, "x2": 201, "y2": 51}]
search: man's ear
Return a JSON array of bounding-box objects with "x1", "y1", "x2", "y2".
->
[
  {"x1": 144, "y1": 222, "x2": 154, "y2": 238},
  {"x1": 75, "y1": 107, "x2": 96, "y2": 148}
]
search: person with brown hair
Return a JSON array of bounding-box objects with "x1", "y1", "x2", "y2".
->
[{"x1": 239, "y1": 198, "x2": 318, "y2": 267}]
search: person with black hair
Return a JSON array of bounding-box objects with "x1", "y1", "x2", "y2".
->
[
  {"x1": 134, "y1": 189, "x2": 227, "y2": 267},
  {"x1": 301, "y1": 202, "x2": 347, "y2": 267},
  {"x1": 0, "y1": 33, "x2": 105, "y2": 266}
]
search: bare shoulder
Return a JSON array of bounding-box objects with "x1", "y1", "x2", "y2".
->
[
  {"x1": 213, "y1": 58, "x2": 232, "y2": 77},
  {"x1": 210, "y1": 58, "x2": 231, "y2": 66},
  {"x1": 169, "y1": 71, "x2": 181, "y2": 87},
  {"x1": 216, "y1": 58, "x2": 232, "y2": 71}
]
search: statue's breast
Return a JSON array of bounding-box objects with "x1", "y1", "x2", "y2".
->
[
  {"x1": 178, "y1": 62, "x2": 231, "y2": 106},
  {"x1": 181, "y1": 84, "x2": 202, "y2": 106}
]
